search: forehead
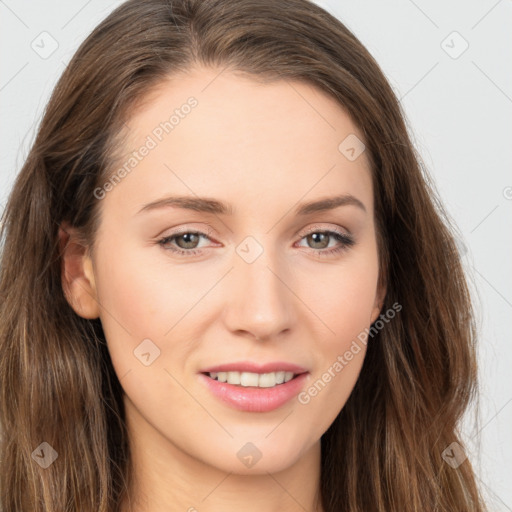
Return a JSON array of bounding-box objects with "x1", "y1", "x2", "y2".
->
[{"x1": 105, "y1": 66, "x2": 374, "y2": 219}]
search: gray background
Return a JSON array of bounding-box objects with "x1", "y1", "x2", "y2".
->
[{"x1": 1, "y1": 0, "x2": 510, "y2": 508}]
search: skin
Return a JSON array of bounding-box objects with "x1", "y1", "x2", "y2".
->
[{"x1": 60, "y1": 66, "x2": 386, "y2": 512}]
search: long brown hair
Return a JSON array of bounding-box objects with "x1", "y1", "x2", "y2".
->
[{"x1": 0, "y1": 0, "x2": 486, "y2": 510}]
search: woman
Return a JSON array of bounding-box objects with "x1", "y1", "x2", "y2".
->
[{"x1": 0, "y1": 0, "x2": 487, "y2": 510}]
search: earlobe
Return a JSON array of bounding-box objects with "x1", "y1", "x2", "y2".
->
[{"x1": 59, "y1": 222, "x2": 100, "y2": 319}]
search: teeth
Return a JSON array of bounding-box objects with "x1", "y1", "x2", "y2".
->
[
  {"x1": 275, "y1": 371, "x2": 285, "y2": 384},
  {"x1": 208, "y1": 371, "x2": 296, "y2": 388},
  {"x1": 226, "y1": 371, "x2": 241, "y2": 385},
  {"x1": 240, "y1": 372, "x2": 259, "y2": 387}
]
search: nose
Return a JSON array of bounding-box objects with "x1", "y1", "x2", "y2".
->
[{"x1": 222, "y1": 239, "x2": 296, "y2": 342}]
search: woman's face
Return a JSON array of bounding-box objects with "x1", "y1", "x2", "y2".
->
[{"x1": 66, "y1": 66, "x2": 385, "y2": 475}]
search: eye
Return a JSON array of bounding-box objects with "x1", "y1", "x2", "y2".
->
[
  {"x1": 157, "y1": 229, "x2": 213, "y2": 256},
  {"x1": 296, "y1": 227, "x2": 355, "y2": 257},
  {"x1": 157, "y1": 226, "x2": 355, "y2": 258}
]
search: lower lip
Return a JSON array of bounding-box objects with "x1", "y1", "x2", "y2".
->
[{"x1": 198, "y1": 372, "x2": 309, "y2": 412}]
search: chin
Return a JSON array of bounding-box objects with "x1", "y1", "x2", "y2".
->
[{"x1": 195, "y1": 432, "x2": 317, "y2": 475}]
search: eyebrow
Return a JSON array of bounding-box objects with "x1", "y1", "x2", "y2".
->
[{"x1": 137, "y1": 193, "x2": 367, "y2": 216}]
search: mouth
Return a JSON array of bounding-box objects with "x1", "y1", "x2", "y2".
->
[
  {"x1": 198, "y1": 363, "x2": 309, "y2": 412},
  {"x1": 202, "y1": 370, "x2": 300, "y2": 388}
]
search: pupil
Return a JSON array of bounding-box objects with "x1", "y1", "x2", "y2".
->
[
  {"x1": 178, "y1": 233, "x2": 199, "y2": 249},
  {"x1": 309, "y1": 233, "x2": 328, "y2": 249}
]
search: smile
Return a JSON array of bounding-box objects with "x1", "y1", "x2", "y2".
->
[
  {"x1": 198, "y1": 371, "x2": 309, "y2": 412},
  {"x1": 206, "y1": 370, "x2": 296, "y2": 388}
]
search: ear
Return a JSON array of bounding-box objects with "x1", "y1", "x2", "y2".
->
[
  {"x1": 369, "y1": 274, "x2": 387, "y2": 325},
  {"x1": 58, "y1": 222, "x2": 100, "y2": 319}
]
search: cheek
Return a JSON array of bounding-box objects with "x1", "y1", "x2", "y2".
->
[
  {"x1": 95, "y1": 236, "x2": 178, "y2": 327},
  {"x1": 96, "y1": 240, "x2": 212, "y2": 327},
  {"x1": 92, "y1": 239, "x2": 167, "y2": 372},
  {"x1": 94, "y1": 230, "x2": 378, "y2": 383},
  {"x1": 303, "y1": 254, "x2": 380, "y2": 345},
  {"x1": 92, "y1": 237, "x2": 213, "y2": 379},
  {"x1": 298, "y1": 280, "x2": 372, "y2": 434},
  {"x1": 297, "y1": 253, "x2": 378, "y2": 413}
]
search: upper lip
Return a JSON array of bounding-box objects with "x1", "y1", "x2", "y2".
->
[{"x1": 200, "y1": 361, "x2": 308, "y2": 374}]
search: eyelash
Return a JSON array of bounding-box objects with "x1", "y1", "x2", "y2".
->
[{"x1": 157, "y1": 227, "x2": 355, "y2": 258}]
